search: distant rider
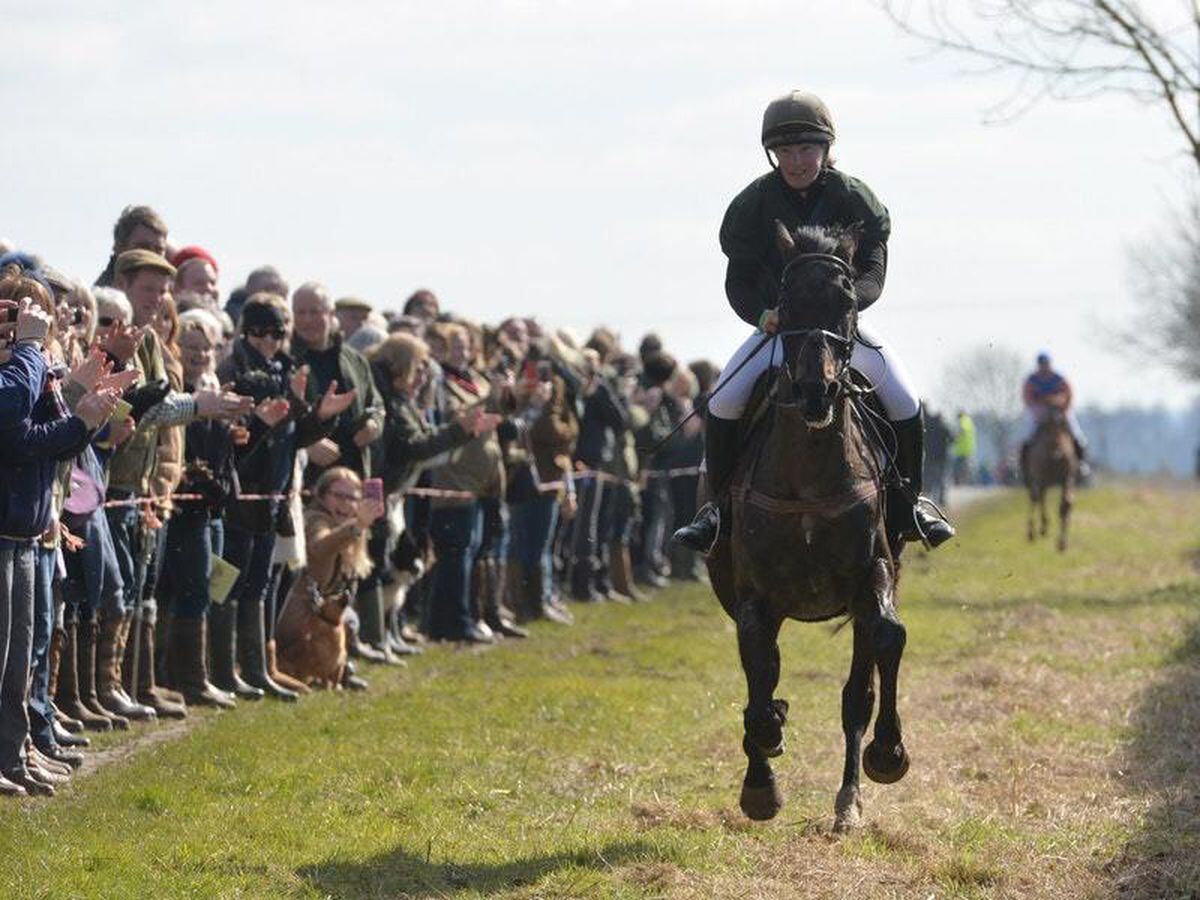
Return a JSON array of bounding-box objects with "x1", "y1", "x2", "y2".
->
[{"x1": 1019, "y1": 352, "x2": 1088, "y2": 471}]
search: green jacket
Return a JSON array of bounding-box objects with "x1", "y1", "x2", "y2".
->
[
  {"x1": 292, "y1": 334, "x2": 385, "y2": 479},
  {"x1": 720, "y1": 167, "x2": 891, "y2": 326},
  {"x1": 107, "y1": 331, "x2": 168, "y2": 495}
]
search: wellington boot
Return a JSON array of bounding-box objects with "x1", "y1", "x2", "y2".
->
[
  {"x1": 125, "y1": 617, "x2": 187, "y2": 720},
  {"x1": 608, "y1": 542, "x2": 644, "y2": 602},
  {"x1": 167, "y1": 617, "x2": 236, "y2": 709},
  {"x1": 54, "y1": 707, "x2": 85, "y2": 735},
  {"x1": 237, "y1": 598, "x2": 298, "y2": 702},
  {"x1": 482, "y1": 560, "x2": 529, "y2": 638},
  {"x1": 54, "y1": 618, "x2": 113, "y2": 733},
  {"x1": 76, "y1": 618, "x2": 126, "y2": 730},
  {"x1": 355, "y1": 583, "x2": 403, "y2": 665},
  {"x1": 96, "y1": 614, "x2": 155, "y2": 723},
  {"x1": 266, "y1": 640, "x2": 311, "y2": 694},
  {"x1": 51, "y1": 718, "x2": 89, "y2": 748},
  {"x1": 208, "y1": 602, "x2": 264, "y2": 700},
  {"x1": 48, "y1": 625, "x2": 64, "y2": 704}
]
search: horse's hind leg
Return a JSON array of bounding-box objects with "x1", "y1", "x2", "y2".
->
[
  {"x1": 859, "y1": 558, "x2": 910, "y2": 785},
  {"x1": 1026, "y1": 488, "x2": 1037, "y2": 542},
  {"x1": 1058, "y1": 479, "x2": 1073, "y2": 552},
  {"x1": 735, "y1": 596, "x2": 786, "y2": 820},
  {"x1": 1039, "y1": 489, "x2": 1049, "y2": 537},
  {"x1": 834, "y1": 620, "x2": 875, "y2": 832}
]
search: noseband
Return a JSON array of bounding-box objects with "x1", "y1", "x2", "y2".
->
[{"x1": 773, "y1": 252, "x2": 858, "y2": 404}]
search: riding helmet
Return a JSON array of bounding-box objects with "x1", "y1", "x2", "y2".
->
[{"x1": 761, "y1": 91, "x2": 836, "y2": 149}]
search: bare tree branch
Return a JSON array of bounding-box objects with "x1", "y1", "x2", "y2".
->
[{"x1": 877, "y1": 0, "x2": 1200, "y2": 166}]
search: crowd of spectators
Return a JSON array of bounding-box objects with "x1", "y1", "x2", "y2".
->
[{"x1": 0, "y1": 204, "x2": 717, "y2": 797}]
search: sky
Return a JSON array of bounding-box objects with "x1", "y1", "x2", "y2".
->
[{"x1": 1, "y1": 0, "x2": 1196, "y2": 412}]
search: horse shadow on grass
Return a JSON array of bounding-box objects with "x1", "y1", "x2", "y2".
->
[
  {"x1": 1107, "y1": 611, "x2": 1200, "y2": 897},
  {"x1": 297, "y1": 838, "x2": 659, "y2": 898}
]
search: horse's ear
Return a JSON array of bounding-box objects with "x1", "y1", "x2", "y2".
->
[
  {"x1": 774, "y1": 220, "x2": 796, "y2": 255},
  {"x1": 835, "y1": 223, "x2": 863, "y2": 264}
]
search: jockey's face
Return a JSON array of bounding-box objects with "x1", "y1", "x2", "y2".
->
[{"x1": 773, "y1": 143, "x2": 826, "y2": 191}]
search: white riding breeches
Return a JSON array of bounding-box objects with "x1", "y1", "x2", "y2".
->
[{"x1": 707, "y1": 324, "x2": 921, "y2": 422}]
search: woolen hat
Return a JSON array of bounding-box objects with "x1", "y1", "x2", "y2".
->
[{"x1": 171, "y1": 244, "x2": 219, "y2": 273}]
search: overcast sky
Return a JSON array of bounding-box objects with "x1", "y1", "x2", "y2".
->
[{"x1": 2, "y1": 0, "x2": 1195, "y2": 411}]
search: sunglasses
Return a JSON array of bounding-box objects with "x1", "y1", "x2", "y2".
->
[
  {"x1": 246, "y1": 326, "x2": 286, "y2": 340},
  {"x1": 328, "y1": 491, "x2": 361, "y2": 503},
  {"x1": 97, "y1": 316, "x2": 114, "y2": 327}
]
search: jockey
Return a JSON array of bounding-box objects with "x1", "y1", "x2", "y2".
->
[
  {"x1": 673, "y1": 90, "x2": 955, "y2": 553},
  {"x1": 1020, "y1": 352, "x2": 1087, "y2": 462}
]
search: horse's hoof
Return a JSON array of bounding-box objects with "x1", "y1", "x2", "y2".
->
[
  {"x1": 863, "y1": 740, "x2": 910, "y2": 784},
  {"x1": 740, "y1": 781, "x2": 784, "y2": 821},
  {"x1": 833, "y1": 785, "x2": 863, "y2": 833}
]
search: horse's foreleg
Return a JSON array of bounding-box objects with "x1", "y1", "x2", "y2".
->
[
  {"x1": 859, "y1": 558, "x2": 910, "y2": 785},
  {"x1": 735, "y1": 595, "x2": 785, "y2": 821},
  {"x1": 1027, "y1": 485, "x2": 1039, "y2": 542},
  {"x1": 834, "y1": 620, "x2": 875, "y2": 832},
  {"x1": 736, "y1": 596, "x2": 785, "y2": 756},
  {"x1": 1039, "y1": 489, "x2": 1049, "y2": 536}
]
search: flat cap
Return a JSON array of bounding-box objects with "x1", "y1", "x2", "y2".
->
[
  {"x1": 115, "y1": 249, "x2": 176, "y2": 279},
  {"x1": 335, "y1": 295, "x2": 372, "y2": 312}
]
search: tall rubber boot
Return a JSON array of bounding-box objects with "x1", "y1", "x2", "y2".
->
[
  {"x1": 96, "y1": 613, "x2": 156, "y2": 722},
  {"x1": 609, "y1": 542, "x2": 644, "y2": 602},
  {"x1": 125, "y1": 616, "x2": 187, "y2": 719},
  {"x1": 483, "y1": 559, "x2": 529, "y2": 637},
  {"x1": 356, "y1": 583, "x2": 401, "y2": 664},
  {"x1": 672, "y1": 415, "x2": 740, "y2": 554},
  {"x1": 167, "y1": 617, "x2": 235, "y2": 709},
  {"x1": 55, "y1": 617, "x2": 112, "y2": 732},
  {"x1": 207, "y1": 601, "x2": 263, "y2": 700},
  {"x1": 891, "y1": 408, "x2": 955, "y2": 549},
  {"x1": 236, "y1": 597, "x2": 297, "y2": 702}
]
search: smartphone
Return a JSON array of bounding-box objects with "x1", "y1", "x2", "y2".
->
[
  {"x1": 108, "y1": 398, "x2": 132, "y2": 425},
  {"x1": 362, "y1": 477, "x2": 384, "y2": 505}
]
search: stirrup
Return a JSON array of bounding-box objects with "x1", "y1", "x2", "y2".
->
[
  {"x1": 909, "y1": 496, "x2": 955, "y2": 549},
  {"x1": 673, "y1": 502, "x2": 722, "y2": 557}
]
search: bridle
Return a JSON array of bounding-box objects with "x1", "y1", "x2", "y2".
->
[{"x1": 771, "y1": 252, "x2": 858, "y2": 403}]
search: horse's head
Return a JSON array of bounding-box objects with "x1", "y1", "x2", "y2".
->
[{"x1": 773, "y1": 222, "x2": 859, "y2": 429}]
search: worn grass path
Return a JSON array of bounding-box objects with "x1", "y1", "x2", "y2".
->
[{"x1": 2, "y1": 482, "x2": 1199, "y2": 899}]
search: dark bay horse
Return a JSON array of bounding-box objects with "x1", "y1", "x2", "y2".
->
[
  {"x1": 707, "y1": 224, "x2": 910, "y2": 832},
  {"x1": 1025, "y1": 408, "x2": 1077, "y2": 551}
]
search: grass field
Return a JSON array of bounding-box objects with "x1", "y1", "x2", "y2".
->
[{"x1": 2, "y1": 482, "x2": 1199, "y2": 899}]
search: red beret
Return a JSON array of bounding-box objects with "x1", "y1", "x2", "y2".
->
[{"x1": 170, "y1": 244, "x2": 219, "y2": 273}]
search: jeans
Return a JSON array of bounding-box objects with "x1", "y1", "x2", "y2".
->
[
  {"x1": 222, "y1": 524, "x2": 277, "y2": 637},
  {"x1": 508, "y1": 496, "x2": 559, "y2": 605},
  {"x1": 62, "y1": 509, "x2": 126, "y2": 621},
  {"x1": 0, "y1": 539, "x2": 35, "y2": 771},
  {"x1": 164, "y1": 511, "x2": 224, "y2": 621},
  {"x1": 106, "y1": 502, "x2": 150, "y2": 621},
  {"x1": 26, "y1": 545, "x2": 58, "y2": 747},
  {"x1": 428, "y1": 503, "x2": 482, "y2": 640},
  {"x1": 477, "y1": 497, "x2": 510, "y2": 561},
  {"x1": 638, "y1": 477, "x2": 670, "y2": 576}
]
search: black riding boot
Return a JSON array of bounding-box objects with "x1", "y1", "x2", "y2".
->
[
  {"x1": 892, "y1": 408, "x2": 955, "y2": 548},
  {"x1": 671, "y1": 415, "x2": 740, "y2": 555}
]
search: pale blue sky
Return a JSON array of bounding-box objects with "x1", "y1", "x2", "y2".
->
[{"x1": 1, "y1": 0, "x2": 1194, "y2": 410}]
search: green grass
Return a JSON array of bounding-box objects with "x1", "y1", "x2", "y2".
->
[{"x1": 2, "y1": 483, "x2": 1199, "y2": 899}]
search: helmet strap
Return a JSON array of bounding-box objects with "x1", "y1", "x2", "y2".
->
[{"x1": 764, "y1": 147, "x2": 778, "y2": 170}]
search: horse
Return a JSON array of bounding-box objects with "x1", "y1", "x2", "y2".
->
[
  {"x1": 707, "y1": 223, "x2": 910, "y2": 833},
  {"x1": 1024, "y1": 408, "x2": 1077, "y2": 552}
]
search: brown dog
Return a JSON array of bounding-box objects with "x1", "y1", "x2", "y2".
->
[{"x1": 275, "y1": 576, "x2": 352, "y2": 689}]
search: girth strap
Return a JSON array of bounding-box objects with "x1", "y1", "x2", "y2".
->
[{"x1": 730, "y1": 479, "x2": 879, "y2": 517}]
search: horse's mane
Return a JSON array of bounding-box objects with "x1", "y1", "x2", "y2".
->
[{"x1": 787, "y1": 224, "x2": 859, "y2": 269}]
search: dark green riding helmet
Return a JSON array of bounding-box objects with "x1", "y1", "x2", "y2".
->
[{"x1": 761, "y1": 91, "x2": 835, "y2": 149}]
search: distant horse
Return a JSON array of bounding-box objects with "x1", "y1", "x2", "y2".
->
[
  {"x1": 1025, "y1": 408, "x2": 1077, "y2": 552},
  {"x1": 707, "y1": 223, "x2": 909, "y2": 832}
]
